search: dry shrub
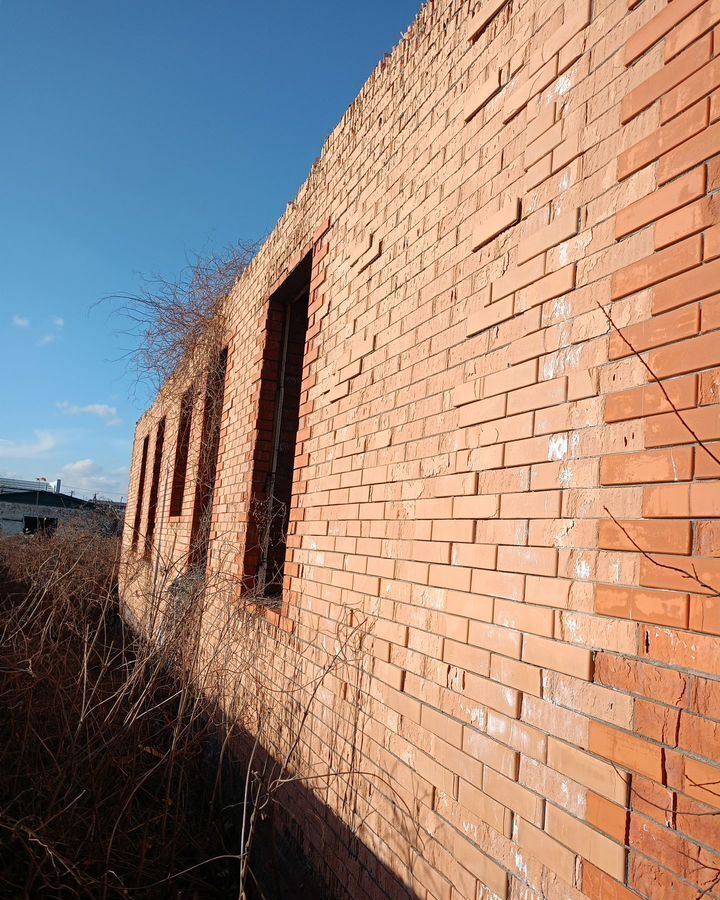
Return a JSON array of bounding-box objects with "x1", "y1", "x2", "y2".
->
[
  {"x1": 107, "y1": 243, "x2": 255, "y2": 393},
  {"x1": 0, "y1": 524, "x2": 244, "y2": 899}
]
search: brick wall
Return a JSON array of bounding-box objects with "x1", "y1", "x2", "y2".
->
[{"x1": 120, "y1": 0, "x2": 720, "y2": 897}]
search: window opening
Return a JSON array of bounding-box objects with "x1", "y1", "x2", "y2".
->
[
  {"x1": 131, "y1": 434, "x2": 150, "y2": 551},
  {"x1": 144, "y1": 417, "x2": 166, "y2": 558},
  {"x1": 188, "y1": 347, "x2": 228, "y2": 575},
  {"x1": 169, "y1": 389, "x2": 193, "y2": 517},
  {"x1": 243, "y1": 253, "x2": 311, "y2": 601}
]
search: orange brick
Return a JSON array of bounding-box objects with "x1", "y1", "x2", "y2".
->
[
  {"x1": 604, "y1": 377, "x2": 697, "y2": 423},
  {"x1": 645, "y1": 405, "x2": 720, "y2": 447},
  {"x1": 515, "y1": 817, "x2": 578, "y2": 886},
  {"x1": 547, "y1": 737, "x2": 628, "y2": 803},
  {"x1": 598, "y1": 518, "x2": 693, "y2": 554},
  {"x1": 466, "y1": 0, "x2": 510, "y2": 40},
  {"x1": 458, "y1": 393, "x2": 507, "y2": 427},
  {"x1": 464, "y1": 67, "x2": 503, "y2": 122},
  {"x1": 471, "y1": 199, "x2": 521, "y2": 250},
  {"x1": 507, "y1": 376, "x2": 567, "y2": 414},
  {"x1": 545, "y1": 804, "x2": 626, "y2": 879},
  {"x1": 522, "y1": 634, "x2": 593, "y2": 679},
  {"x1": 624, "y1": 0, "x2": 707, "y2": 65},
  {"x1": 662, "y1": 55, "x2": 720, "y2": 123},
  {"x1": 493, "y1": 597, "x2": 555, "y2": 635},
  {"x1": 649, "y1": 332, "x2": 720, "y2": 378},
  {"x1": 596, "y1": 583, "x2": 690, "y2": 628},
  {"x1": 600, "y1": 447, "x2": 694, "y2": 484},
  {"x1": 496, "y1": 545, "x2": 558, "y2": 577},
  {"x1": 655, "y1": 196, "x2": 717, "y2": 249},
  {"x1": 666, "y1": 0, "x2": 720, "y2": 60},
  {"x1": 490, "y1": 653, "x2": 542, "y2": 696},
  {"x1": 615, "y1": 167, "x2": 707, "y2": 239},
  {"x1": 617, "y1": 98, "x2": 709, "y2": 180},
  {"x1": 621, "y1": 35, "x2": 712, "y2": 123},
  {"x1": 652, "y1": 257, "x2": 720, "y2": 313},
  {"x1": 463, "y1": 725, "x2": 520, "y2": 778},
  {"x1": 589, "y1": 721, "x2": 664, "y2": 780},
  {"x1": 659, "y1": 121, "x2": 720, "y2": 183},
  {"x1": 610, "y1": 236, "x2": 702, "y2": 301},
  {"x1": 608, "y1": 304, "x2": 699, "y2": 360},
  {"x1": 466, "y1": 294, "x2": 514, "y2": 337},
  {"x1": 517, "y1": 209, "x2": 579, "y2": 264}
]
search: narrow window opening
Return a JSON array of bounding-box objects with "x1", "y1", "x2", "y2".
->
[
  {"x1": 144, "y1": 418, "x2": 166, "y2": 559},
  {"x1": 169, "y1": 389, "x2": 194, "y2": 517},
  {"x1": 189, "y1": 347, "x2": 228, "y2": 575},
  {"x1": 131, "y1": 434, "x2": 150, "y2": 551},
  {"x1": 243, "y1": 253, "x2": 311, "y2": 602}
]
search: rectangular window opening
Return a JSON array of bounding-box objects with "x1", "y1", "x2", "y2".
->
[
  {"x1": 189, "y1": 347, "x2": 228, "y2": 575},
  {"x1": 131, "y1": 434, "x2": 150, "y2": 551},
  {"x1": 169, "y1": 389, "x2": 194, "y2": 517},
  {"x1": 144, "y1": 417, "x2": 166, "y2": 559},
  {"x1": 23, "y1": 516, "x2": 58, "y2": 536},
  {"x1": 243, "y1": 252, "x2": 311, "y2": 603}
]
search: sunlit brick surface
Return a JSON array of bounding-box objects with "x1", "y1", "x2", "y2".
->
[{"x1": 122, "y1": 1, "x2": 720, "y2": 897}]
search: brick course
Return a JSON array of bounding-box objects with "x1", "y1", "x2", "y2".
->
[{"x1": 121, "y1": 0, "x2": 720, "y2": 898}]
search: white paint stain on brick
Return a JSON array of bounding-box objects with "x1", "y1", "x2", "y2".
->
[
  {"x1": 548, "y1": 433, "x2": 568, "y2": 461},
  {"x1": 575, "y1": 558, "x2": 591, "y2": 580}
]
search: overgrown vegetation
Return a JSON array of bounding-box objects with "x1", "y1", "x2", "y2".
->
[{"x1": 0, "y1": 522, "x2": 333, "y2": 899}]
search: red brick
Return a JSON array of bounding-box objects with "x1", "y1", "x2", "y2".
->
[
  {"x1": 615, "y1": 167, "x2": 707, "y2": 239},
  {"x1": 617, "y1": 98, "x2": 709, "y2": 180},
  {"x1": 600, "y1": 446, "x2": 694, "y2": 484},
  {"x1": 610, "y1": 305, "x2": 699, "y2": 361},
  {"x1": 652, "y1": 257, "x2": 720, "y2": 313},
  {"x1": 611, "y1": 236, "x2": 702, "y2": 300},
  {"x1": 471, "y1": 199, "x2": 521, "y2": 250},
  {"x1": 588, "y1": 721, "x2": 664, "y2": 780},
  {"x1": 464, "y1": 67, "x2": 502, "y2": 122},
  {"x1": 655, "y1": 195, "x2": 718, "y2": 249},
  {"x1": 658, "y1": 121, "x2": 720, "y2": 183},
  {"x1": 596, "y1": 583, "x2": 690, "y2": 628},
  {"x1": 621, "y1": 35, "x2": 712, "y2": 123},
  {"x1": 624, "y1": 0, "x2": 708, "y2": 65},
  {"x1": 522, "y1": 634, "x2": 593, "y2": 679},
  {"x1": 598, "y1": 518, "x2": 693, "y2": 553},
  {"x1": 662, "y1": 55, "x2": 720, "y2": 123},
  {"x1": 517, "y1": 209, "x2": 579, "y2": 264}
]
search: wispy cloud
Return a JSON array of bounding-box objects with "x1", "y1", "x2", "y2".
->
[
  {"x1": 12, "y1": 314, "x2": 30, "y2": 327},
  {"x1": 38, "y1": 316, "x2": 65, "y2": 346},
  {"x1": 57, "y1": 401, "x2": 123, "y2": 427},
  {"x1": 0, "y1": 430, "x2": 57, "y2": 459},
  {"x1": 58, "y1": 459, "x2": 128, "y2": 499}
]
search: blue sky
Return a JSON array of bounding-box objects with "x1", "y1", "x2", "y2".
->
[{"x1": 0, "y1": 0, "x2": 420, "y2": 500}]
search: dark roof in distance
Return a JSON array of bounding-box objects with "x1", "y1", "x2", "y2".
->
[{"x1": 0, "y1": 490, "x2": 92, "y2": 510}]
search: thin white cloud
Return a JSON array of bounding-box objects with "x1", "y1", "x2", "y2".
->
[
  {"x1": 0, "y1": 430, "x2": 57, "y2": 459},
  {"x1": 12, "y1": 314, "x2": 30, "y2": 327},
  {"x1": 57, "y1": 402, "x2": 123, "y2": 426},
  {"x1": 38, "y1": 334, "x2": 57, "y2": 346},
  {"x1": 58, "y1": 459, "x2": 128, "y2": 499},
  {"x1": 53, "y1": 316, "x2": 65, "y2": 328}
]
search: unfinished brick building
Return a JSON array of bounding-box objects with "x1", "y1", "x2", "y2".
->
[{"x1": 121, "y1": 0, "x2": 720, "y2": 897}]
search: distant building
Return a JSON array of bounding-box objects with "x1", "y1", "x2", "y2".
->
[
  {"x1": 0, "y1": 490, "x2": 124, "y2": 536},
  {"x1": 0, "y1": 476, "x2": 62, "y2": 494}
]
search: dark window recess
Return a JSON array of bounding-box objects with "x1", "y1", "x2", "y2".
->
[
  {"x1": 23, "y1": 516, "x2": 58, "y2": 535},
  {"x1": 169, "y1": 389, "x2": 194, "y2": 517},
  {"x1": 131, "y1": 434, "x2": 150, "y2": 550},
  {"x1": 189, "y1": 347, "x2": 228, "y2": 575},
  {"x1": 144, "y1": 418, "x2": 166, "y2": 558},
  {"x1": 243, "y1": 252, "x2": 311, "y2": 601}
]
